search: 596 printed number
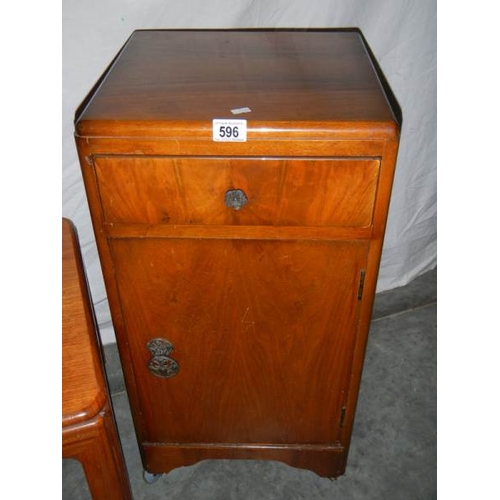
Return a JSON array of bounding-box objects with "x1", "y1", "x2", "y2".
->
[{"x1": 213, "y1": 119, "x2": 247, "y2": 142}]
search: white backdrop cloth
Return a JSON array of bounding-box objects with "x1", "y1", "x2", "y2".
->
[{"x1": 62, "y1": 0, "x2": 437, "y2": 344}]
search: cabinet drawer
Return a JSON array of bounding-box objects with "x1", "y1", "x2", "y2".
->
[{"x1": 95, "y1": 156, "x2": 380, "y2": 227}]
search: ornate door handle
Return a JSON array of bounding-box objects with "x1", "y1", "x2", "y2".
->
[{"x1": 147, "y1": 338, "x2": 179, "y2": 378}]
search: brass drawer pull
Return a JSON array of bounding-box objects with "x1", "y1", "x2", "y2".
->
[{"x1": 224, "y1": 188, "x2": 248, "y2": 211}]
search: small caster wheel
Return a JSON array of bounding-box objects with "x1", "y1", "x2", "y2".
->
[{"x1": 143, "y1": 470, "x2": 161, "y2": 484}]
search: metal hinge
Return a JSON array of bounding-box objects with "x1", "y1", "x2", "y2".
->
[
  {"x1": 357, "y1": 270, "x2": 366, "y2": 300},
  {"x1": 339, "y1": 407, "x2": 347, "y2": 427}
]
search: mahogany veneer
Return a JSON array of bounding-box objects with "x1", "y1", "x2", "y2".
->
[{"x1": 74, "y1": 29, "x2": 400, "y2": 478}]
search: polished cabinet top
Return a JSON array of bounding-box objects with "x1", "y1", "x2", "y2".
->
[{"x1": 76, "y1": 30, "x2": 399, "y2": 138}]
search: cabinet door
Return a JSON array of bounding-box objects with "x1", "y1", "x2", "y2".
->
[{"x1": 110, "y1": 238, "x2": 368, "y2": 446}]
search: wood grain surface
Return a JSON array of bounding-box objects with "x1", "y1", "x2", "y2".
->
[
  {"x1": 76, "y1": 30, "x2": 397, "y2": 138},
  {"x1": 62, "y1": 218, "x2": 106, "y2": 426},
  {"x1": 111, "y1": 238, "x2": 368, "y2": 445},
  {"x1": 75, "y1": 29, "x2": 400, "y2": 478},
  {"x1": 95, "y1": 156, "x2": 380, "y2": 227}
]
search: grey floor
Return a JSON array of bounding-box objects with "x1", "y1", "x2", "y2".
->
[{"x1": 63, "y1": 268, "x2": 437, "y2": 499}]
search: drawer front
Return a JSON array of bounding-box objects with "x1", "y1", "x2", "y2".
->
[{"x1": 95, "y1": 156, "x2": 380, "y2": 227}]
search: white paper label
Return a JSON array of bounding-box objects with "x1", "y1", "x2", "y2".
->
[
  {"x1": 212, "y1": 119, "x2": 247, "y2": 142},
  {"x1": 231, "y1": 107, "x2": 252, "y2": 115}
]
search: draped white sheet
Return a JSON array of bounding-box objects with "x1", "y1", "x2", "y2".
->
[{"x1": 62, "y1": 0, "x2": 437, "y2": 344}]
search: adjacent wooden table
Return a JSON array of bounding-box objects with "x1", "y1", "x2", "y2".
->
[
  {"x1": 75, "y1": 29, "x2": 401, "y2": 478},
  {"x1": 62, "y1": 218, "x2": 132, "y2": 499}
]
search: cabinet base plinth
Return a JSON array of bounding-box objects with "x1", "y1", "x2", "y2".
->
[{"x1": 142, "y1": 442, "x2": 347, "y2": 478}]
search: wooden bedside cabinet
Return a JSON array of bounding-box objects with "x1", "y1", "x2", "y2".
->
[{"x1": 74, "y1": 29, "x2": 400, "y2": 479}]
